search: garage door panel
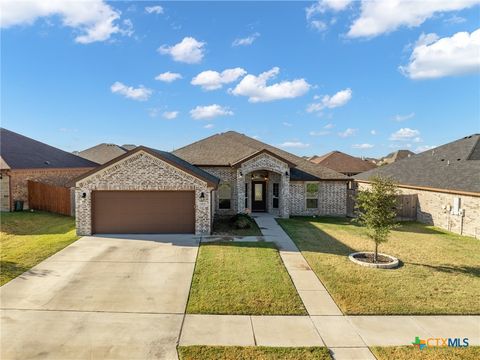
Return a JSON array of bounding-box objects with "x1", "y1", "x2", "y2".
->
[{"x1": 92, "y1": 191, "x2": 195, "y2": 234}]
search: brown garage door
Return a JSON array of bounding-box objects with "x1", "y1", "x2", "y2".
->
[{"x1": 92, "y1": 191, "x2": 195, "y2": 234}]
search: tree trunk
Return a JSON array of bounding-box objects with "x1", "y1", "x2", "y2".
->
[{"x1": 374, "y1": 243, "x2": 378, "y2": 263}]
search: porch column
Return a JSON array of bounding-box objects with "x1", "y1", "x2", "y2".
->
[
  {"x1": 236, "y1": 168, "x2": 245, "y2": 213},
  {"x1": 280, "y1": 172, "x2": 290, "y2": 218}
]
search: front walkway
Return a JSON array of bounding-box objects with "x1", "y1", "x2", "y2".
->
[{"x1": 180, "y1": 213, "x2": 479, "y2": 360}]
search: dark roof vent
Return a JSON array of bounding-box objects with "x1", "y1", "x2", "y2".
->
[{"x1": 44, "y1": 160, "x2": 50, "y2": 165}]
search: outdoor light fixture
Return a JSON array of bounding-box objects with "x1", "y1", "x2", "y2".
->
[
  {"x1": 285, "y1": 171, "x2": 289, "y2": 177},
  {"x1": 239, "y1": 171, "x2": 243, "y2": 176},
  {"x1": 200, "y1": 192, "x2": 205, "y2": 199},
  {"x1": 82, "y1": 192, "x2": 87, "y2": 198}
]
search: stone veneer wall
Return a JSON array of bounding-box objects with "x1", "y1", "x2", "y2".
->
[
  {"x1": 200, "y1": 167, "x2": 237, "y2": 216},
  {"x1": 6, "y1": 168, "x2": 93, "y2": 210},
  {"x1": 358, "y1": 183, "x2": 480, "y2": 238},
  {"x1": 238, "y1": 153, "x2": 290, "y2": 217},
  {"x1": 290, "y1": 181, "x2": 347, "y2": 216},
  {"x1": 76, "y1": 151, "x2": 212, "y2": 235},
  {"x1": 1, "y1": 171, "x2": 10, "y2": 211}
]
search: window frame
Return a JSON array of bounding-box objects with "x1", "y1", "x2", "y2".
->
[
  {"x1": 272, "y1": 183, "x2": 279, "y2": 209},
  {"x1": 305, "y1": 182, "x2": 319, "y2": 209},
  {"x1": 218, "y1": 183, "x2": 232, "y2": 210}
]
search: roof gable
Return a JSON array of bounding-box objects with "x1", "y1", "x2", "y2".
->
[
  {"x1": 76, "y1": 146, "x2": 219, "y2": 187},
  {"x1": 0, "y1": 128, "x2": 98, "y2": 169}
]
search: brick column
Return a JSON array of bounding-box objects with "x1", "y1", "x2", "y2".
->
[
  {"x1": 280, "y1": 172, "x2": 290, "y2": 218},
  {"x1": 237, "y1": 168, "x2": 245, "y2": 213}
]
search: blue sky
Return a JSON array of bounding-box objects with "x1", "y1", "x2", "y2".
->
[{"x1": 2, "y1": 1, "x2": 479, "y2": 158}]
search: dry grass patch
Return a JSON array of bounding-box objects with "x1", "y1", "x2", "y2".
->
[
  {"x1": 371, "y1": 346, "x2": 480, "y2": 360},
  {"x1": 178, "y1": 346, "x2": 331, "y2": 360},
  {"x1": 186, "y1": 241, "x2": 306, "y2": 315},
  {"x1": 277, "y1": 217, "x2": 480, "y2": 315}
]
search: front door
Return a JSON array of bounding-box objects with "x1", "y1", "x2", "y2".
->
[{"x1": 252, "y1": 181, "x2": 266, "y2": 212}]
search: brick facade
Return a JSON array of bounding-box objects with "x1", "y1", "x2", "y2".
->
[
  {"x1": 357, "y1": 183, "x2": 480, "y2": 238},
  {"x1": 76, "y1": 151, "x2": 213, "y2": 236},
  {"x1": 202, "y1": 154, "x2": 347, "y2": 219},
  {"x1": 201, "y1": 167, "x2": 237, "y2": 215},
  {"x1": 290, "y1": 180, "x2": 347, "y2": 216},
  {"x1": 2, "y1": 167, "x2": 93, "y2": 211}
]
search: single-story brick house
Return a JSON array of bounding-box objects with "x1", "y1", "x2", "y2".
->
[
  {"x1": 355, "y1": 134, "x2": 480, "y2": 238},
  {"x1": 76, "y1": 131, "x2": 349, "y2": 235},
  {"x1": 0, "y1": 128, "x2": 98, "y2": 211}
]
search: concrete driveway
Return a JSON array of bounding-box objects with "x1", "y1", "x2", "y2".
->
[{"x1": 0, "y1": 234, "x2": 199, "y2": 360}]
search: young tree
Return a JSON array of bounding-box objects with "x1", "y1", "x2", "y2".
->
[{"x1": 355, "y1": 176, "x2": 399, "y2": 263}]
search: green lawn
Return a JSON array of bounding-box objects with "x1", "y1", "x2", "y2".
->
[
  {"x1": 212, "y1": 215, "x2": 263, "y2": 236},
  {"x1": 371, "y1": 346, "x2": 480, "y2": 360},
  {"x1": 178, "y1": 346, "x2": 331, "y2": 360},
  {"x1": 1, "y1": 211, "x2": 79, "y2": 285},
  {"x1": 277, "y1": 217, "x2": 480, "y2": 315},
  {"x1": 186, "y1": 241, "x2": 306, "y2": 315}
]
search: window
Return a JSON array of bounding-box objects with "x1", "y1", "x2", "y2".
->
[
  {"x1": 272, "y1": 183, "x2": 279, "y2": 209},
  {"x1": 245, "y1": 183, "x2": 248, "y2": 208},
  {"x1": 218, "y1": 183, "x2": 231, "y2": 209},
  {"x1": 306, "y1": 182, "x2": 319, "y2": 209}
]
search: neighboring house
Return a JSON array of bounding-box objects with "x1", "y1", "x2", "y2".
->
[
  {"x1": 355, "y1": 134, "x2": 480, "y2": 238},
  {"x1": 74, "y1": 143, "x2": 137, "y2": 164},
  {"x1": 378, "y1": 149, "x2": 414, "y2": 165},
  {"x1": 309, "y1": 150, "x2": 377, "y2": 176},
  {"x1": 0, "y1": 128, "x2": 98, "y2": 211},
  {"x1": 76, "y1": 131, "x2": 349, "y2": 236}
]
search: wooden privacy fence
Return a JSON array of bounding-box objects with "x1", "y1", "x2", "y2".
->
[
  {"x1": 347, "y1": 189, "x2": 418, "y2": 221},
  {"x1": 28, "y1": 180, "x2": 72, "y2": 216}
]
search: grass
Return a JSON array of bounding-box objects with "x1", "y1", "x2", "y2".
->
[
  {"x1": 186, "y1": 241, "x2": 306, "y2": 315},
  {"x1": 1, "y1": 211, "x2": 79, "y2": 285},
  {"x1": 277, "y1": 217, "x2": 480, "y2": 315},
  {"x1": 178, "y1": 346, "x2": 331, "y2": 360},
  {"x1": 371, "y1": 346, "x2": 480, "y2": 360},
  {"x1": 212, "y1": 215, "x2": 262, "y2": 236}
]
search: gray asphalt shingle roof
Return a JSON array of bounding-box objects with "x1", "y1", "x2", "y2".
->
[
  {"x1": 0, "y1": 128, "x2": 98, "y2": 169},
  {"x1": 355, "y1": 134, "x2": 480, "y2": 194},
  {"x1": 173, "y1": 131, "x2": 348, "y2": 181}
]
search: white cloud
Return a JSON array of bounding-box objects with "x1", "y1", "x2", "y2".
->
[
  {"x1": 204, "y1": 124, "x2": 214, "y2": 129},
  {"x1": 370, "y1": 130, "x2": 377, "y2": 135},
  {"x1": 444, "y1": 15, "x2": 467, "y2": 25},
  {"x1": 352, "y1": 143, "x2": 374, "y2": 149},
  {"x1": 390, "y1": 128, "x2": 420, "y2": 141},
  {"x1": 155, "y1": 71, "x2": 182, "y2": 83},
  {"x1": 347, "y1": 0, "x2": 479, "y2": 38},
  {"x1": 415, "y1": 145, "x2": 436, "y2": 153},
  {"x1": 232, "y1": 32, "x2": 260, "y2": 46},
  {"x1": 283, "y1": 122, "x2": 293, "y2": 127},
  {"x1": 279, "y1": 141, "x2": 310, "y2": 149},
  {"x1": 338, "y1": 128, "x2": 357, "y2": 138},
  {"x1": 307, "y1": 88, "x2": 352, "y2": 113},
  {"x1": 306, "y1": 0, "x2": 352, "y2": 19},
  {"x1": 393, "y1": 112, "x2": 415, "y2": 122},
  {"x1": 110, "y1": 81, "x2": 152, "y2": 101},
  {"x1": 305, "y1": 1, "x2": 352, "y2": 31},
  {"x1": 145, "y1": 5, "x2": 163, "y2": 14},
  {"x1": 324, "y1": 123, "x2": 334, "y2": 129},
  {"x1": 309, "y1": 130, "x2": 330, "y2": 136},
  {"x1": 400, "y1": 29, "x2": 480, "y2": 79},
  {"x1": 162, "y1": 111, "x2": 179, "y2": 120},
  {"x1": 231, "y1": 67, "x2": 310, "y2": 103},
  {"x1": 0, "y1": 0, "x2": 129, "y2": 44},
  {"x1": 191, "y1": 68, "x2": 246, "y2": 91},
  {"x1": 158, "y1": 37, "x2": 206, "y2": 64},
  {"x1": 190, "y1": 104, "x2": 233, "y2": 120}
]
